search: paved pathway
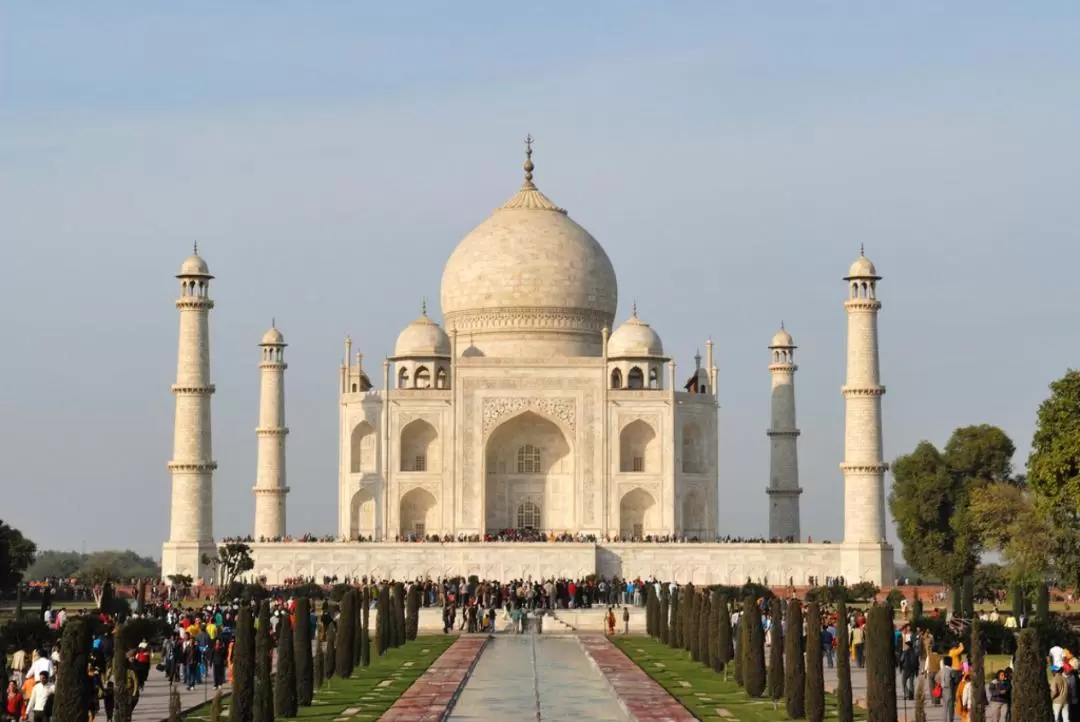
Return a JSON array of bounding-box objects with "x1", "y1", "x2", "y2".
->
[
  {"x1": 132, "y1": 670, "x2": 229, "y2": 722},
  {"x1": 579, "y1": 635, "x2": 697, "y2": 722},
  {"x1": 381, "y1": 636, "x2": 487, "y2": 722},
  {"x1": 823, "y1": 659, "x2": 976, "y2": 722}
]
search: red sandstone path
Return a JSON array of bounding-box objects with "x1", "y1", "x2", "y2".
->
[
  {"x1": 380, "y1": 636, "x2": 488, "y2": 722},
  {"x1": 578, "y1": 634, "x2": 697, "y2": 722}
]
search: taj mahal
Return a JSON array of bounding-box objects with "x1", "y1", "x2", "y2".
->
[{"x1": 161, "y1": 140, "x2": 894, "y2": 586}]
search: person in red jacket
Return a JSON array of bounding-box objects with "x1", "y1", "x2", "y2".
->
[{"x1": 3, "y1": 680, "x2": 24, "y2": 722}]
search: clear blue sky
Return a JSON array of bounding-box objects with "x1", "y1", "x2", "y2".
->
[{"x1": 2, "y1": 2, "x2": 1078, "y2": 559}]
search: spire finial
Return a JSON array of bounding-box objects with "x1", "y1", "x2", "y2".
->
[
  {"x1": 780, "y1": 320, "x2": 785, "y2": 330},
  {"x1": 860, "y1": 243, "x2": 865, "y2": 256},
  {"x1": 523, "y1": 134, "x2": 535, "y2": 188},
  {"x1": 272, "y1": 316, "x2": 276, "y2": 329},
  {"x1": 193, "y1": 240, "x2": 199, "y2": 255},
  {"x1": 421, "y1": 297, "x2": 427, "y2": 316},
  {"x1": 632, "y1": 299, "x2": 638, "y2": 318}
]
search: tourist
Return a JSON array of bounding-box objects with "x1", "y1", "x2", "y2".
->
[
  {"x1": 1052, "y1": 666, "x2": 1070, "y2": 722},
  {"x1": 850, "y1": 621, "x2": 865, "y2": 668},
  {"x1": 986, "y1": 669, "x2": 1010, "y2": 722},
  {"x1": 937, "y1": 657, "x2": 957, "y2": 722},
  {"x1": 102, "y1": 682, "x2": 114, "y2": 722},
  {"x1": 623, "y1": 606, "x2": 630, "y2": 634},
  {"x1": 21, "y1": 672, "x2": 51, "y2": 722},
  {"x1": 3, "y1": 680, "x2": 23, "y2": 722}
]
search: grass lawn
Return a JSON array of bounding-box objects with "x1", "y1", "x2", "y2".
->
[
  {"x1": 612, "y1": 637, "x2": 866, "y2": 722},
  {"x1": 184, "y1": 636, "x2": 456, "y2": 722}
]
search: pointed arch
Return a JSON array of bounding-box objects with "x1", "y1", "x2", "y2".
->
[
  {"x1": 414, "y1": 366, "x2": 431, "y2": 389},
  {"x1": 620, "y1": 487, "x2": 657, "y2": 538},
  {"x1": 400, "y1": 419, "x2": 439, "y2": 472},
  {"x1": 397, "y1": 367, "x2": 409, "y2": 389},
  {"x1": 682, "y1": 489, "x2": 706, "y2": 537},
  {"x1": 349, "y1": 488, "x2": 376, "y2": 540},
  {"x1": 349, "y1": 421, "x2": 376, "y2": 473},
  {"x1": 619, "y1": 419, "x2": 658, "y2": 473},
  {"x1": 610, "y1": 367, "x2": 623, "y2": 389},
  {"x1": 435, "y1": 367, "x2": 448, "y2": 389},
  {"x1": 399, "y1": 488, "x2": 437, "y2": 538},
  {"x1": 627, "y1": 366, "x2": 645, "y2": 389},
  {"x1": 682, "y1": 421, "x2": 704, "y2": 474}
]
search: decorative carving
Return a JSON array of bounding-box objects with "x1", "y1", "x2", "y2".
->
[
  {"x1": 444, "y1": 306, "x2": 611, "y2": 334},
  {"x1": 481, "y1": 397, "x2": 576, "y2": 435}
]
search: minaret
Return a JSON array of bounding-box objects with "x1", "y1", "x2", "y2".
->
[
  {"x1": 766, "y1": 324, "x2": 802, "y2": 540},
  {"x1": 253, "y1": 321, "x2": 289, "y2": 540},
  {"x1": 162, "y1": 245, "x2": 218, "y2": 581},
  {"x1": 841, "y1": 247, "x2": 887, "y2": 544}
]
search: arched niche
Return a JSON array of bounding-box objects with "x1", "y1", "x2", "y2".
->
[
  {"x1": 484, "y1": 410, "x2": 572, "y2": 532},
  {"x1": 349, "y1": 421, "x2": 376, "y2": 473},
  {"x1": 619, "y1": 419, "x2": 658, "y2": 473},
  {"x1": 619, "y1": 487, "x2": 657, "y2": 538},
  {"x1": 349, "y1": 488, "x2": 376, "y2": 540},
  {"x1": 399, "y1": 487, "x2": 437, "y2": 538},
  {"x1": 682, "y1": 421, "x2": 704, "y2": 474},
  {"x1": 400, "y1": 419, "x2": 439, "y2": 472}
]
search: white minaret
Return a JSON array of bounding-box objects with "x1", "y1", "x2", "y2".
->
[
  {"x1": 253, "y1": 321, "x2": 289, "y2": 540},
  {"x1": 841, "y1": 247, "x2": 887, "y2": 544},
  {"x1": 162, "y1": 245, "x2": 217, "y2": 581},
  {"x1": 766, "y1": 323, "x2": 802, "y2": 541}
]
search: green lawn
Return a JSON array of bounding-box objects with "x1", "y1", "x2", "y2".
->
[
  {"x1": 612, "y1": 637, "x2": 866, "y2": 722},
  {"x1": 184, "y1": 636, "x2": 457, "y2": 722}
]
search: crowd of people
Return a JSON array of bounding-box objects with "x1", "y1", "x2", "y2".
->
[{"x1": 214, "y1": 532, "x2": 812, "y2": 545}]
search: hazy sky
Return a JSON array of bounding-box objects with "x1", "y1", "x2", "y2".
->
[{"x1": 3, "y1": 2, "x2": 1078, "y2": 559}]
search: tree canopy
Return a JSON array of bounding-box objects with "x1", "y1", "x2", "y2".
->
[
  {"x1": 25, "y1": 549, "x2": 160, "y2": 582},
  {"x1": 888, "y1": 425, "x2": 1016, "y2": 586},
  {"x1": 0, "y1": 521, "x2": 37, "y2": 594},
  {"x1": 203, "y1": 543, "x2": 255, "y2": 590}
]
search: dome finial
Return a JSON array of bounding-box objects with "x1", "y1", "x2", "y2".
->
[
  {"x1": 421, "y1": 297, "x2": 427, "y2": 316},
  {"x1": 272, "y1": 316, "x2": 276, "y2": 329},
  {"x1": 193, "y1": 240, "x2": 199, "y2": 255},
  {"x1": 523, "y1": 134, "x2": 536, "y2": 189},
  {"x1": 632, "y1": 299, "x2": 638, "y2": 318},
  {"x1": 860, "y1": 243, "x2": 865, "y2": 256},
  {"x1": 780, "y1": 319, "x2": 785, "y2": 330}
]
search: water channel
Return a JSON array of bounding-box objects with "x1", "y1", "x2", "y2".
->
[{"x1": 446, "y1": 634, "x2": 629, "y2": 722}]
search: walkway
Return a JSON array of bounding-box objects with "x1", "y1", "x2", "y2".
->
[
  {"x1": 824, "y1": 660, "x2": 978, "y2": 722},
  {"x1": 132, "y1": 670, "x2": 229, "y2": 722}
]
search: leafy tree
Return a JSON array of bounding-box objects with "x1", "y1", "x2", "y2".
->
[
  {"x1": 889, "y1": 426, "x2": 1015, "y2": 590},
  {"x1": 743, "y1": 596, "x2": 766, "y2": 698},
  {"x1": 24, "y1": 550, "x2": 84, "y2": 580},
  {"x1": 0, "y1": 521, "x2": 37, "y2": 594},
  {"x1": 971, "y1": 564, "x2": 1008, "y2": 604},
  {"x1": 275, "y1": 613, "x2": 298, "y2": 718},
  {"x1": 75, "y1": 550, "x2": 161, "y2": 581},
  {"x1": 335, "y1": 590, "x2": 354, "y2": 678},
  {"x1": 835, "y1": 600, "x2": 854, "y2": 722},
  {"x1": 970, "y1": 619, "x2": 986, "y2": 722},
  {"x1": 293, "y1": 598, "x2": 314, "y2": 705},
  {"x1": 253, "y1": 602, "x2": 274, "y2": 722},
  {"x1": 970, "y1": 484, "x2": 1052, "y2": 590},
  {"x1": 716, "y1": 594, "x2": 733, "y2": 676},
  {"x1": 849, "y1": 582, "x2": 880, "y2": 602},
  {"x1": 785, "y1": 598, "x2": 805, "y2": 719},
  {"x1": 54, "y1": 618, "x2": 91, "y2": 722},
  {"x1": 805, "y1": 602, "x2": 825, "y2": 722},
  {"x1": 865, "y1": 605, "x2": 897, "y2": 722},
  {"x1": 656, "y1": 582, "x2": 665, "y2": 643},
  {"x1": 203, "y1": 543, "x2": 255, "y2": 592},
  {"x1": 1012, "y1": 628, "x2": 1052, "y2": 722},
  {"x1": 766, "y1": 597, "x2": 784, "y2": 705}
]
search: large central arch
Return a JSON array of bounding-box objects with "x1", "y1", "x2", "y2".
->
[{"x1": 484, "y1": 410, "x2": 573, "y2": 533}]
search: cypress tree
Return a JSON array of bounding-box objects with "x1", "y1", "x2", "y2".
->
[
  {"x1": 689, "y1": 587, "x2": 700, "y2": 661},
  {"x1": 313, "y1": 638, "x2": 325, "y2": 690},
  {"x1": 835, "y1": 600, "x2": 854, "y2": 722},
  {"x1": 230, "y1": 605, "x2": 255, "y2": 722},
  {"x1": 1011, "y1": 584, "x2": 1027, "y2": 618},
  {"x1": 169, "y1": 686, "x2": 182, "y2": 722},
  {"x1": 378, "y1": 586, "x2": 391, "y2": 655},
  {"x1": 668, "y1": 587, "x2": 680, "y2": 648},
  {"x1": 276, "y1": 613, "x2": 298, "y2": 718},
  {"x1": 733, "y1": 614, "x2": 746, "y2": 687},
  {"x1": 394, "y1": 583, "x2": 407, "y2": 648},
  {"x1": 865, "y1": 605, "x2": 897, "y2": 722},
  {"x1": 253, "y1": 601, "x2": 274, "y2": 722},
  {"x1": 708, "y1": 590, "x2": 721, "y2": 671},
  {"x1": 336, "y1": 590, "x2": 354, "y2": 678},
  {"x1": 784, "y1": 598, "x2": 806, "y2": 719},
  {"x1": 659, "y1": 584, "x2": 670, "y2": 645},
  {"x1": 406, "y1": 584, "x2": 421, "y2": 641},
  {"x1": 360, "y1": 587, "x2": 371, "y2": 667},
  {"x1": 210, "y1": 689, "x2": 223, "y2": 722},
  {"x1": 1012, "y1": 628, "x2": 1052, "y2": 722},
  {"x1": 324, "y1": 624, "x2": 337, "y2": 679},
  {"x1": 646, "y1": 586, "x2": 655, "y2": 638},
  {"x1": 805, "y1": 602, "x2": 825, "y2": 722},
  {"x1": 699, "y1": 592, "x2": 712, "y2": 668},
  {"x1": 352, "y1": 590, "x2": 364, "y2": 667},
  {"x1": 970, "y1": 618, "x2": 986, "y2": 722},
  {"x1": 744, "y1": 596, "x2": 766, "y2": 698},
  {"x1": 912, "y1": 590, "x2": 924, "y2": 621},
  {"x1": 293, "y1": 598, "x2": 314, "y2": 706},
  {"x1": 717, "y1": 594, "x2": 733, "y2": 675},
  {"x1": 914, "y1": 674, "x2": 927, "y2": 722},
  {"x1": 683, "y1": 584, "x2": 695, "y2": 652},
  {"x1": 111, "y1": 623, "x2": 133, "y2": 722},
  {"x1": 767, "y1": 597, "x2": 785, "y2": 706},
  {"x1": 54, "y1": 618, "x2": 91, "y2": 722},
  {"x1": 962, "y1": 575, "x2": 975, "y2": 620}
]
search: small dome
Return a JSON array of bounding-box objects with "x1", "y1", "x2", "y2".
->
[
  {"x1": 845, "y1": 250, "x2": 879, "y2": 279},
  {"x1": 394, "y1": 310, "x2": 450, "y2": 358},
  {"x1": 770, "y1": 326, "x2": 793, "y2": 348},
  {"x1": 608, "y1": 307, "x2": 664, "y2": 357},
  {"x1": 261, "y1": 326, "x2": 285, "y2": 345},
  {"x1": 179, "y1": 250, "x2": 211, "y2": 277}
]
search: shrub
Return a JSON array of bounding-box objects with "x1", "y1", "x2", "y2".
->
[
  {"x1": 784, "y1": 599, "x2": 805, "y2": 719},
  {"x1": 886, "y1": 588, "x2": 905, "y2": 609},
  {"x1": 0, "y1": 617, "x2": 55, "y2": 656}
]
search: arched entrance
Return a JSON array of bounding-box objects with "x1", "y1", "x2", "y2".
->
[
  {"x1": 399, "y1": 488, "x2": 437, "y2": 539},
  {"x1": 350, "y1": 489, "x2": 376, "y2": 540},
  {"x1": 484, "y1": 410, "x2": 572, "y2": 532},
  {"x1": 619, "y1": 488, "x2": 657, "y2": 539}
]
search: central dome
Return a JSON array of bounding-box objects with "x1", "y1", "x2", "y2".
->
[{"x1": 440, "y1": 141, "x2": 618, "y2": 358}]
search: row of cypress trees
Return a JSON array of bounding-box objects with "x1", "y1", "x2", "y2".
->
[{"x1": 645, "y1": 585, "x2": 857, "y2": 722}]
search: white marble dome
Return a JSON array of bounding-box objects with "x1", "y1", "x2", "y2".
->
[
  {"x1": 608, "y1": 308, "x2": 664, "y2": 357},
  {"x1": 179, "y1": 252, "x2": 211, "y2": 277},
  {"x1": 770, "y1": 327, "x2": 793, "y2": 348},
  {"x1": 440, "y1": 149, "x2": 617, "y2": 357},
  {"x1": 261, "y1": 326, "x2": 285, "y2": 345},
  {"x1": 845, "y1": 251, "x2": 879, "y2": 279},
  {"x1": 394, "y1": 309, "x2": 450, "y2": 358}
]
